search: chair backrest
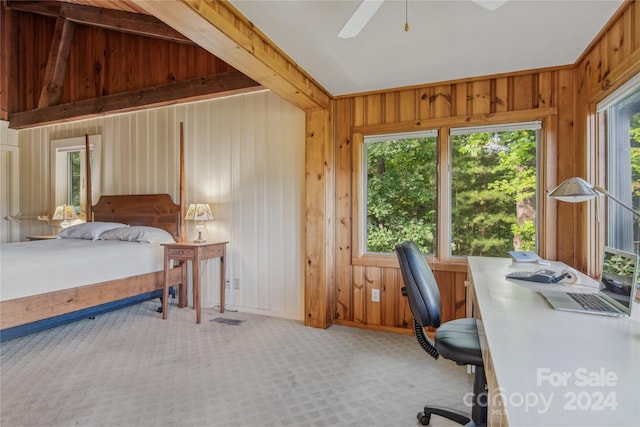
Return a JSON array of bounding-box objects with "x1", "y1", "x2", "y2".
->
[{"x1": 395, "y1": 241, "x2": 442, "y2": 329}]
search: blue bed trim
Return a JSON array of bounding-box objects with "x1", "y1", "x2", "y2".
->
[{"x1": 0, "y1": 289, "x2": 164, "y2": 342}]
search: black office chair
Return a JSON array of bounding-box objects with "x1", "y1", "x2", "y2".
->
[{"x1": 395, "y1": 241, "x2": 487, "y2": 427}]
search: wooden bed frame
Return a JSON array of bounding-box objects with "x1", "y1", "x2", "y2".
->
[
  {"x1": 0, "y1": 194, "x2": 186, "y2": 341},
  {"x1": 1, "y1": 125, "x2": 188, "y2": 341}
]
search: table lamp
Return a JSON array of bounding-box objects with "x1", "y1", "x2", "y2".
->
[
  {"x1": 548, "y1": 177, "x2": 640, "y2": 218},
  {"x1": 185, "y1": 203, "x2": 214, "y2": 243},
  {"x1": 52, "y1": 204, "x2": 78, "y2": 228}
]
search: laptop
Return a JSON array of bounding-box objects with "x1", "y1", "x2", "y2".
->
[{"x1": 540, "y1": 246, "x2": 639, "y2": 317}]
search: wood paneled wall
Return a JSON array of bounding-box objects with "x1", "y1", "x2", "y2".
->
[
  {"x1": 573, "y1": 0, "x2": 640, "y2": 275},
  {"x1": 333, "y1": 69, "x2": 574, "y2": 332},
  {"x1": 332, "y1": 0, "x2": 640, "y2": 333},
  {"x1": 9, "y1": 10, "x2": 235, "y2": 113}
]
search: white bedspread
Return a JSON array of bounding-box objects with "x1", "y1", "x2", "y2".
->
[{"x1": 0, "y1": 239, "x2": 165, "y2": 301}]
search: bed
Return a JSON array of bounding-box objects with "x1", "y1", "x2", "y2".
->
[
  {"x1": 1, "y1": 126, "x2": 189, "y2": 341},
  {"x1": 0, "y1": 194, "x2": 186, "y2": 341}
]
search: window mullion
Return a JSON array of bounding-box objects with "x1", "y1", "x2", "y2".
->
[{"x1": 437, "y1": 127, "x2": 451, "y2": 261}]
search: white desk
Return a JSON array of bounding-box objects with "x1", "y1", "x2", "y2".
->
[{"x1": 467, "y1": 257, "x2": 640, "y2": 427}]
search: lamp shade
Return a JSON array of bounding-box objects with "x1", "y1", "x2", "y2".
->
[
  {"x1": 185, "y1": 203, "x2": 214, "y2": 221},
  {"x1": 548, "y1": 177, "x2": 599, "y2": 203},
  {"x1": 185, "y1": 203, "x2": 214, "y2": 243},
  {"x1": 52, "y1": 204, "x2": 78, "y2": 228},
  {"x1": 549, "y1": 177, "x2": 640, "y2": 218},
  {"x1": 52, "y1": 204, "x2": 78, "y2": 220}
]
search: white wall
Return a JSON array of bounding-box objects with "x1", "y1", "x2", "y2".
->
[{"x1": 12, "y1": 91, "x2": 306, "y2": 320}]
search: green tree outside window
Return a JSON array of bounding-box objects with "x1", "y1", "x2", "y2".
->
[
  {"x1": 451, "y1": 130, "x2": 537, "y2": 257},
  {"x1": 364, "y1": 126, "x2": 538, "y2": 257},
  {"x1": 366, "y1": 135, "x2": 437, "y2": 254}
]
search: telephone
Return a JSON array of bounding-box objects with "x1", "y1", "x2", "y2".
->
[{"x1": 505, "y1": 269, "x2": 560, "y2": 283}]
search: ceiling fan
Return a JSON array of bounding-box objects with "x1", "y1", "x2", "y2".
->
[{"x1": 338, "y1": 0, "x2": 508, "y2": 39}]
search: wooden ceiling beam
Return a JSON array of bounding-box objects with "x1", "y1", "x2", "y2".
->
[
  {"x1": 38, "y1": 16, "x2": 75, "y2": 108},
  {"x1": 9, "y1": 71, "x2": 262, "y2": 129},
  {"x1": 6, "y1": 0, "x2": 61, "y2": 17},
  {"x1": 7, "y1": 0, "x2": 195, "y2": 45},
  {"x1": 135, "y1": 0, "x2": 331, "y2": 111}
]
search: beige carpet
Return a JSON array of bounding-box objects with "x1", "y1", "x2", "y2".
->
[{"x1": 1, "y1": 300, "x2": 473, "y2": 427}]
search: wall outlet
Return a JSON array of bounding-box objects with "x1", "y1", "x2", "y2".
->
[
  {"x1": 225, "y1": 279, "x2": 231, "y2": 289},
  {"x1": 233, "y1": 278, "x2": 240, "y2": 290},
  {"x1": 371, "y1": 288, "x2": 380, "y2": 302}
]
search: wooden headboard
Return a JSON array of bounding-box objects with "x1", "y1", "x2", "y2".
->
[{"x1": 93, "y1": 194, "x2": 181, "y2": 240}]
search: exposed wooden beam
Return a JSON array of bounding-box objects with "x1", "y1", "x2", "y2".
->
[
  {"x1": 9, "y1": 71, "x2": 262, "y2": 129},
  {"x1": 135, "y1": 0, "x2": 331, "y2": 111},
  {"x1": 38, "y1": 16, "x2": 75, "y2": 108},
  {"x1": 7, "y1": 0, "x2": 195, "y2": 45},
  {"x1": 6, "y1": 0, "x2": 61, "y2": 16}
]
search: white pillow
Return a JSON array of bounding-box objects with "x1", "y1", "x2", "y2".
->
[
  {"x1": 57, "y1": 222, "x2": 128, "y2": 240},
  {"x1": 99, "y1": 226, "x2": 175, "y2": 244}
]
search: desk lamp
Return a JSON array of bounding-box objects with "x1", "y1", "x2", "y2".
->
[
  {"x1": 185, "y1": 203, "x2": 214, "y2": 243},
  {"x1": 548, "y1": 177, "x2": 640, "y2": 218},
  {"x1": 549, "y1": 177, "x2": 640, "y2": 293},
  {"x1": 52, "y1": 204, "x2": 78, "y2": 229}
]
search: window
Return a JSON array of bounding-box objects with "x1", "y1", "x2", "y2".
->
[
  {"x1": 450, "y1": 122, "x2": 540, "y2": 257},
  {"x1": 50, "y1": 135, "x2": 101, "y2": 218},
  {"x1": 360, "y1": 122, "x2": 541, "y2": 258},
  {"x1": 597, "y1": 75, "x2": 640, "y2": 267},
  {"x1": 364, "y1": 131, "x2": 437, "y2": 254}
]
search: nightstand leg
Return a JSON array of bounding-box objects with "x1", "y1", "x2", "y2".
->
[
  {"x1": 178, "y1": 260, "x2": 187, "y2": 308},
  {"x1": 193, "y1": 258, "x2": 201, "y2": 324},
  {"x1": 220, "y1": 248, "x2": 225, "y2": 313},
  {"x1": 162, "y1": 250, "x2": 170, "y2": 319}
]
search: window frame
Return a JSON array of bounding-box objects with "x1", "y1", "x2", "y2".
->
[
  {"x1": 361, "y1": 129, "x2": 439, "y2": 256},
  {"x1": 595, "y1": 72, "x2": 640, "y2": 276},
  {"x1": 50, "y1": 135, "x2": 101, "y2": 219},
  {"x1": 351, "y1": 110, "x2": 556, "y2": 268},
  {"x1": 448, "y1": 121, "x2": 542, "y2": 258}
]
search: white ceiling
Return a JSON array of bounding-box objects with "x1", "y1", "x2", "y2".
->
[{"x1": 229, "y1": 0, "x2": 623, "y2": 96}]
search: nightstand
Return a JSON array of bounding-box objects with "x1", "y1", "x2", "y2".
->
[
  {"x1": 161, "y1": 241, "x2": 228, "y2": 324},
  {"x1": 26, "y1": 235, "x2": 58, "y2": 241}
]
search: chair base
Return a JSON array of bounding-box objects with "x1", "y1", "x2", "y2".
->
[
  {"x1": 418, "y1": 405, "x2": 469, "y2": 425},
  {"x1": 418, "y1": 406, "x2": 486, "y2": 427},
  {"x1": 418, "y1": 365, "x2": 487, "y2": 426}
]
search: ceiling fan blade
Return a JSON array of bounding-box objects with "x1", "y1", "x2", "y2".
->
[
  {"x1": 471, "y1": 0, "x2": 508, "y2": 11},
  {"x1": 338, "y1": 0, "x2": 385, "y2": 39}
]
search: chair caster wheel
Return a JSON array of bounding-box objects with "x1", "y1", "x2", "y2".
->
[
  {"x1": 157, "y1": 307, "x2": 163, "y2": 313},
  {"x1": 417, "y1": 411, "x2": 431, "y2": 425}
]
